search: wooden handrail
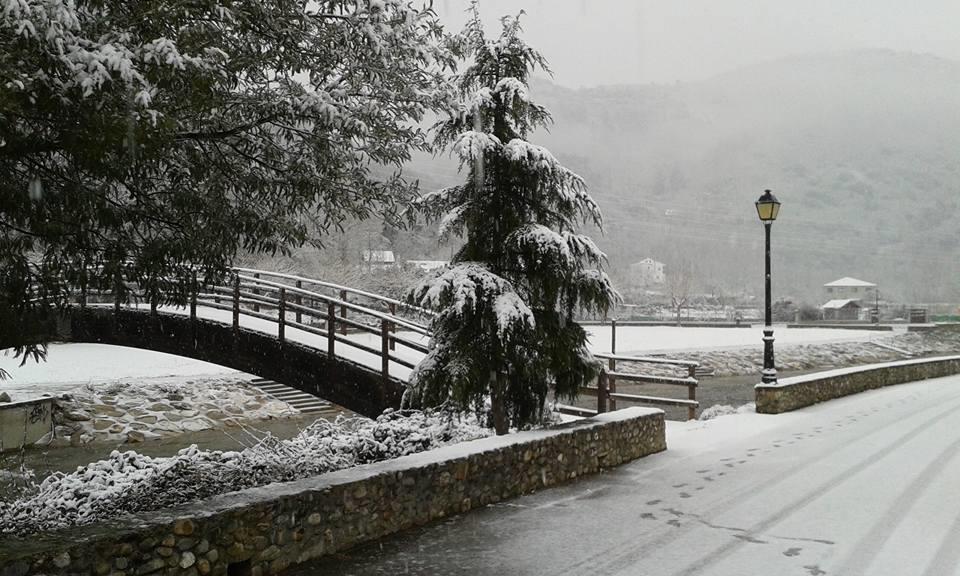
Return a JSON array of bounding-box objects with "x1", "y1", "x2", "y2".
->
[
  {"x1": 235, "y1": 274, "x2": 430, "y2": 334},
  {"x1": 594, "y1": 352, "x2": 699, "y2": 368},
  {"x1": 232, "y1": 267, "x2": 435, "y2": 317},
  {"x1": 591, "y1": 348, "x2": 699, "y2": 420}
]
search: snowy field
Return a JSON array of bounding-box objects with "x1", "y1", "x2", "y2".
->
[{"x1": 585, "y1": 324, "x2": 889, "y2": 355}]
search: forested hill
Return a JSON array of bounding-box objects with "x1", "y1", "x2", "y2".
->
[{"x1": 517, "y1": 50, "x2": 960, "y2": 303}]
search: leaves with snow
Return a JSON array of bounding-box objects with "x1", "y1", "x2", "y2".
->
[
  {"x1": 0, "y1": 0, "x2": 456, "y2": 354},
  {"x1": 0, "y1": 409, "x2": 488, "y2": 536}
]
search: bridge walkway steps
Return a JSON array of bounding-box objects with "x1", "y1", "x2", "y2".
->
[{"x1": 249, "y1": 378, "x2": 341, "y2": 416}]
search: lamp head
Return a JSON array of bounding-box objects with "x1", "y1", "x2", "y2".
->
[{"x1": 755, "y1": 189, "x2": 781, "y2": 222}]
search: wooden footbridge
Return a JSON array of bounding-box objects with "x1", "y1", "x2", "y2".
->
[{"x1": 50, "y1": 268, "x2": 700, "y2": 419}]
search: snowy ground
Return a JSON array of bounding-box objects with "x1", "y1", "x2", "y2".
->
[
  {"x1": 292, "y1": 374, "x2": 960, "y2": 576},
  {"x1": 0, "y1": 345, "x2": 294, "y2": 445},
  {"x1": 0, "y1": 344, "x2": 241, "y2": 400}
]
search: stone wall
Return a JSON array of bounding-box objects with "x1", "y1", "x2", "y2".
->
[
  {"x1": 58, "y1": 307, "x2": 404, "y2": 418},
  {"x1": 0, "y1": 408, "x2": 665, "y2": 576},
  {"x1": 755, "y1": 355, "x2": 960, "y2": 414}
]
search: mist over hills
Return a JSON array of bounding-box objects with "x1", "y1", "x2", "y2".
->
[{"x1": 399, "y1": 50, "x2": 960, "y2": 305}]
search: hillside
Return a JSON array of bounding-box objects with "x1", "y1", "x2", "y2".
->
[{"x1": 520, "y1": 50, "x2": 960, "y2": 303}]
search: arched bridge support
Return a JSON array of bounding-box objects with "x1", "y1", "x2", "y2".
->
[{"x1": 56, "y1": 307, "x2": 405, "y2": 419}]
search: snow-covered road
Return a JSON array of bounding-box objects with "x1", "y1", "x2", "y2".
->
[{"x1": 293, "y1": 375, "x2": 960, "y2": 576}]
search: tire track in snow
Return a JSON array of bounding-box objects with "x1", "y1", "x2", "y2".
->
[
  {"x1": 559, "y1": 387, "x2": 960, "y2": 576},
  {"x1": 663, "y1": 395, "x2": 960, "y2": 576},
  {"x1": 919, "y1": 507, "x2": 960, "y2": 576},
  {"x1": 831, "y1": 432, "x2": 960, "y2": 575}
]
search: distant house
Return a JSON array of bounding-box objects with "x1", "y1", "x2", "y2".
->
[
  {"x1": 405, "y1": 260, "x2": 448, "y2": 272},
  {"x1": 822, "y1": 299, "x2": 862, "y2": 321},
  {"x1": 823, "y1": 277, "x2": 877, "y2": 300},
  {"x1": 628, "y1": 258, "x2": 665, "y2": 286},
  {"x1": 361, "y1": 250, "x2": 396, "y2": 269}
]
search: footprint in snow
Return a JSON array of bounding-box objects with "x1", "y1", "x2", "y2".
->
[{"x1": 783, "y1": 547, "x2": 802, "y2": 557}]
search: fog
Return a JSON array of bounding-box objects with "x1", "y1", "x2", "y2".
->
[
  {"x1": 399, "y1": 1, "x2": 960, "y2": 313},
  {"x1": 436, "y1": 0, "x2": 960, "y2": 86}
]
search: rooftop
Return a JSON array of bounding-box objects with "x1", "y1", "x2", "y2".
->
[
  {"x1": 824, "y1": 277, "x2": 876, "y2": 288},
  {"x1": 822, "y1": 299, "x2": 862, "y2": 309}
]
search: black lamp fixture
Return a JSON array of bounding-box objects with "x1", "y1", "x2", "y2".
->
[{"x1": 756, "y1": 189, "x2": 780, "y2": 384}]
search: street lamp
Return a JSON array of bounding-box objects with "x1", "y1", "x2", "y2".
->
[{"x1": 755, "y1": 189, "x2": 781, "y2": 384}]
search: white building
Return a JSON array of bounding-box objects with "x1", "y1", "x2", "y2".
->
[
  {"x1": 628, "y1": 258, "x2": 665, "y2": 286},
  {"x1": 361, "y1": 250, "x2": 396, "y2": 269},
  {"x1": 405, "y1": 260, "x2": 448, "y2": 272},
  {"x1": 823, "y1": 277, "x2": 877, "y2": 301}
]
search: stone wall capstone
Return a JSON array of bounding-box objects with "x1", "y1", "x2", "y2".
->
[
  {"x1": 755, "y1": 355, "x2": 960, "y2": 414},
  {"x1": 0, "y1": 408, "x2": 665, "y2": 576}
]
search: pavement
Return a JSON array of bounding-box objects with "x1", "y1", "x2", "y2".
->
[{"x1": 289, "y1": 374, "x2": 960, "y2": 576}]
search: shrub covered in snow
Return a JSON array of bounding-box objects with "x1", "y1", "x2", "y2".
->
[
  {"x1": 0, "y1": 409, "x2": 487, "y2": 536},
  {"x1": 698, "y1": 403, "x2": 756, "y2": 421}
]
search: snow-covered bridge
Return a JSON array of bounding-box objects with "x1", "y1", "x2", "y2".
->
[{"x1": 51, "y1": 268, "x2": 432, "y2": 418}]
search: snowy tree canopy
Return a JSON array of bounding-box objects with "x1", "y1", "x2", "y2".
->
[
  {"x1": 0, "y1": 0, "x2": 455, "y2": 355},
  {"x1": 405, "y1": 4, "x2": 619, "y2": 433}
]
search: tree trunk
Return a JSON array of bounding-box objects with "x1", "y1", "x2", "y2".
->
[{"x1": 491, "y1": 371, "x2": 509, "y2": 435}]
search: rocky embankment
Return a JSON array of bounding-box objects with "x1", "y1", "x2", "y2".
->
[
  {"x1": 618, "y1": 327, "x2": 960, "y2": 379},
  {"x1": 43, "y1": 376, "x2": 297, "y2": 447},
  {"x1": 688, "y1": 328, "x2": 960, "y2": 377}
]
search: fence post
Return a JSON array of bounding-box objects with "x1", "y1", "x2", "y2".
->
[
  {"x1": 190, "y1": 271, "x2": 197, "y2": 322},
  {"x1": 339, "y1": 289, "x2": 348, "y2": 335},
  {"x1": 113, "y1": 269, "x2": 122, "y2": 315},
  {"x1": 687, "y1": 365, "x2": 698, "y2": 421},
  {"x1": 278, "y1": 287, "x2": 286, "y2": 343},
  {"x1": 79, "y1": 276, "x2": 87, "y2": 309},
  {"x1": 295, "y1": 280, "x2": 302, "y2": 324},
  {"x1": 327, "y1": 300, "x2": 336, "y2": 357},
  {"x1": 232, "y1": 274, "x2": 240, "y2": 333},
  {"x1": 608, "y1": 318, "x2": 617, "y2": 411},
  {"x1": 252, "y1": 272, "x2": 260, "y2": 313},
  {"x1": 388, "y1": 303, "x2": 396, "y2": 351},
  {"x1": 597, "y1": 370, "x2": 608, "y2": 414},
  {"x1": 381, "y1": 319, "x2": 390, "y2": 383},
  {"x1": 149, "y1": 277, "x2": 158, "y2": 317}
]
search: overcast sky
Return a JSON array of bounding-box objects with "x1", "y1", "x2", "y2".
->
[{"x1": 435, "y1": 0, "x2": 960, "y2": 87}]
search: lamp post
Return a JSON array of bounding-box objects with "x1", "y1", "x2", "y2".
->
[{"x1": 755, "y1": 189, "x2": 781, "y2": 384}]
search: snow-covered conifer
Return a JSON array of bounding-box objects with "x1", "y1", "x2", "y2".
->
[{"x1": 406, "y1": 4, "x2": 619, "y2": 434}]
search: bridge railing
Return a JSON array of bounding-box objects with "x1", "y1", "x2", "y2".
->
[
  {"x1": 555, "y1": 319, "x2": 700, "y2": 420},
  {"x1": 68, "y1": 266, "x2": 433, "y2": 384},
  {"x1": 232, "y1": 267, "x2": 435, "y2": 327}
]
